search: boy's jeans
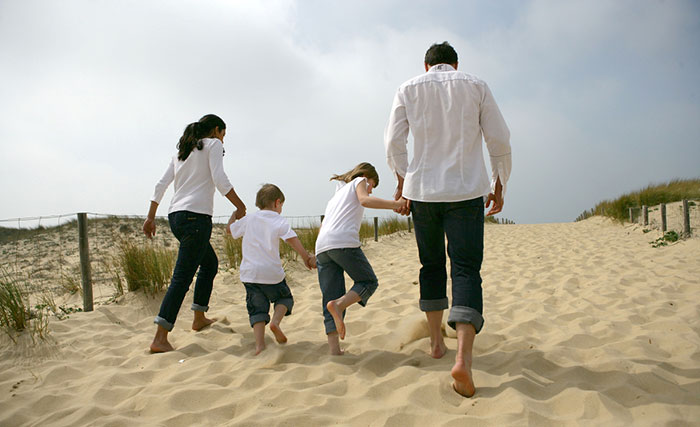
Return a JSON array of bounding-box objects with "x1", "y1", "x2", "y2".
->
[
  {"x1": 154, "y1": 211, "x2": 217, "y2": 331},
  {"x1": 316, "y1": 248, "x2": 378, "y2": 334},
  {"x1": 410, "y1": 198, "x2": 485, "y2": 333}
]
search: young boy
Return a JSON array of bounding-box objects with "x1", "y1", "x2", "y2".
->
[{"x1": 228, "y1": 184, "x2": 316, "y2": 355}]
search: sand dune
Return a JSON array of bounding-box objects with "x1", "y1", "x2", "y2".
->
[{"x1": 1, "y1": 217, "x2": 699, "y2": 426}]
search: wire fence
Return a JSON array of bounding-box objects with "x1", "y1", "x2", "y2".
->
[
  {"x1": 0, "y1": 212, "x2": 413, "y2": 309},
  {"x1": 627, "y1": 200, "x2": 699, "y2": 236}
]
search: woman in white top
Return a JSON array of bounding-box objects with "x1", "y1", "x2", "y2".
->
[
  {"x1": 315, "y1": 162, "x2": 406, "y2": 355},
  {"x1": 143, "y1": 114, "x2": 246, "y2": 353}
]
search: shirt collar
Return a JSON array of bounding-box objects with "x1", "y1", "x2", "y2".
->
[{"x1": 428, "y1": 63, "x2": 456, "y2": 73}]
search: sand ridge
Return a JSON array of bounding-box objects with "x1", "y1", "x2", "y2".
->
[{"x1": 1, "y1": 218, "x2": 699, "y2": 426}]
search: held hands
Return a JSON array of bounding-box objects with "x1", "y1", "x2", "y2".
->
[
  {"x1": 226, "y1": 208, "x2": 247, "y2": 235},
  {"x1": 393, "y1": 175, "x2": 411, "y2": 216},
  {"x1": 303, "y1": 254, "x2": 317, "y2": 270},
  {"x1": 143, "y1": 218, "x2": 156, "y2": 238}
]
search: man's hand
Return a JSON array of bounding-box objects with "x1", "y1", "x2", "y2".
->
[
  {"x1": 143, "y1": 218, "x2": 156, "y2": 238},
  {"x1": 485, "y1": 176, "x2": 504, "y2": 216}
]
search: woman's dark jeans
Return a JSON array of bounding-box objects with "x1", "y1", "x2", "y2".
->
[
  {"x1": 154, "y1": 211, "x2": 217, "y2": 331},
  {"x1": 410, "y1": 198, "x2": 485, "y2": 333}
]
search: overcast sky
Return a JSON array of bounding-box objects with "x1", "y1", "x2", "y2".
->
[{"x1": 1, "y1": 0, "x2": 698, "y2": 226}]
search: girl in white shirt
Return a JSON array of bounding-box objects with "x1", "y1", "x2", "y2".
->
[
  {"x1": 315, "y1": 162, "x2": 406, "y2": 355},
  {"x1": 143, "y1": 114, "x2": 246, "y2": 353}
]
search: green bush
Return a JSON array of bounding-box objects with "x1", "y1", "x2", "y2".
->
[
  {"x1": 0, "y1": 268, "x2": 31, "y2": 341},
  {"x1": 576, "y1": 178, "x2": 700, "y2": 222},
  {"x1": 116, "y1": 240, "x2": 176, "y2": 296}
]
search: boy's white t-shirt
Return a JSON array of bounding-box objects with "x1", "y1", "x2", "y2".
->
[
  {"x1": 229, "y1": 210, "x2": 297, "y2": 284},
  {"x1": 315, "y1": 177, "x2": 368, "y2": 255}
]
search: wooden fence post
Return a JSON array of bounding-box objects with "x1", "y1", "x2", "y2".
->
[
  {"x1": 683, "y1": 200, "x2": 691, "y2": 237},
  {"x1": 374, "y1": 217, "x2": 379, "y2": 242},
  {"x1": 661, "y1": 204, "x2": 667, "y2": 233},
  {"x1": 77, "y1": 213, "x2": 93, "y2": 312},
  {"x1": 629, "y1": 207, "x2": 633, "y2": 223},
  {"x1": 408, "y1": 216, "x2": 412, "y2": 233},
  {"x1": 642, "y1": 205, "x2": 648, "y2": 226},
  {"x1": 320, "y1": 215, "x2": 324, "y2": 224}
]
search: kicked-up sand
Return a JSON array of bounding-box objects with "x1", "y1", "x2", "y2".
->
[{"x1": 1, "y1": 217, "x2": 699, "y2": 426}]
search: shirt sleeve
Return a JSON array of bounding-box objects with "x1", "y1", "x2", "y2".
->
[
  {"x1": 208, "y1": 140, "x2": 234, "y2": 196},
  {"x1": 278, "y1": 217, "x2": 297, "y2": 241},
  {"x1": 480, "y1": 82, "x2": 512, "y2": 197},
  {"x1": 384, "y1": 89, "x2": 410, "y2": 178},
  {"x1": 229, "y1": 215, "x2": 247, "y2": 239},
  {"x1": 151, "y1": 157, "x2": 175, "y2": 204}
]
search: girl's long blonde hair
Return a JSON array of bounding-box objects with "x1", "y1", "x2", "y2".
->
[{"x1": 330, "y1": 162, "x2": 379, "y2": 188}]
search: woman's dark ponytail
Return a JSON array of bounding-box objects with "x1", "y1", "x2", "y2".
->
[{"x1": 177, "y1": 114, "x2": 226, "y2": 161}]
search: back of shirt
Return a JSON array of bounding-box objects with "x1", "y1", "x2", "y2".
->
[
  {"x1": 230, "y1": 210, "x2": 297, "y2": 284},
  {"x1": 315, "y1": 177, "x2": 367, "y2": 255}
]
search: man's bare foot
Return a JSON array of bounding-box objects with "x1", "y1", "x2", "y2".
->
[
  {"x1": 192, "y1": 316, "x2": 216, "y2": 331},
  {"x1": 255, "y1": 343, "x2": 266, "y2": 355},
  {"x1": 326, "y1": 300, "x2": 346, "y2": 339},
  {"x1": 269, "y1": 322, "x2": 287, "y2": 344},
  {"x1": 451, "y1": 358, "x2": 475, "y2": 397},
  {"x1": 430, "y1": 340, "x2": 448, "y2": 359},
  {"x1": 150, "y1": 339, "x2": 174, "y2": 353}
]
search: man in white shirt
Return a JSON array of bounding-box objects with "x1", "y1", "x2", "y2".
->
[{"x1": 384, "y1": 41, "x2": 511, "y2": 397}]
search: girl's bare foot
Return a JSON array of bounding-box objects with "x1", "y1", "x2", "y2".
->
[
  {"x1": 451, "y1": 358, "x2": 475, "y2": 397},
  {"x1": 326, "y1": 300, "x2": 346, "y2": 339},
  {"x1": 327, "y1": 331, "x2": 344, "y2": 355},
  {"x1": 269, "y1": 322, "x2": 287, "y2": 344},
  {"x1": 192, "y1": 314, "x2": 216, "y2": 331}
]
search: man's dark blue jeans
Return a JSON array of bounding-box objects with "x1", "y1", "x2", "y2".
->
[
  {"x1": 154, "y1": 211, "x2": 217, "y2": 331},
  {"x1": 410, "y1": 197, "x2": 485, "y2": 333}
]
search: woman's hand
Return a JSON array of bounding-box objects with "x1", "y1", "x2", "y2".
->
[{"x1": 143, "y1": 218, "x2": 156, "y2": 238}]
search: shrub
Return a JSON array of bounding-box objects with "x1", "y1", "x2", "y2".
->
[
  {"x1": 116, "y1": 239, "x2": 176, "y2": 296},
  {"x1": 224, "y1": 236, "x2": 243, "y2": 269},
  {"x1": 0, "y1": 268, "x2": 31, "y2": 341}
]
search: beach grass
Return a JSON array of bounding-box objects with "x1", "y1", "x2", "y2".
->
[
  {"x1": 116, "y1": 239, "x2": 176, "y2": 296},
  {"x1": 224, "y1": 236, "x2": 243, "y2": 269},
  {"x1": 576, "y1": 178, "x2": 700, "y2": 222},
  {"x1": 0, "y1": 268, "x2": 30, "y2": 340}
]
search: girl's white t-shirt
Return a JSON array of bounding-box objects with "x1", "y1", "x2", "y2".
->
[
  {"x1": 315, "y1": 177, "x2": 368, "y2": 255},
  {"x1": 230, "y1": 210, "x2": 297, "y2": 284}
]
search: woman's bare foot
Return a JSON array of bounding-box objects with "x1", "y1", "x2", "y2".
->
[
  {"x1": 192, "y1": 314, "x2": 216, "y2": 331},
  {"x1": 150, "y1": 326, "x2": 174, "y2": 353},
  {"x1": 451, "y1": 357, "x2": 475, "y2": 397},
  {"x1": 269, "y1": 322, "x2": 287, "y2": 344},
  {"x1": 430, "y1": 340, "x2": 448, "y2": 359},
  {"x1": 326, "y1": 300, "x2": 345, "y2": 339}
]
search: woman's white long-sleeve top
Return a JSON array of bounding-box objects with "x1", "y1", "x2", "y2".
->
[{"x1": 151, "y1": 138, "x2": 233, "y2": 216}]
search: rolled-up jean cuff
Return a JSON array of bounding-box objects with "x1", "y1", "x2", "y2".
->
[
  {"x1": 350, "y1": 282, "x2": 377, "y2": 307},
  {"x1": 419, "y1": 298, "x2": 449, "y2": 312},
  {"x1": 447, "y1": 306, "x2": 484, "y2": 333},
  {"x1": 154, "y1": 316, "x2": 174, "y2": 332},
  {"x1": 249, "y1": 313, "x2": 270, "y2": 327},
  {"x1": 274, "y1": 298, "x2": 294, "y2": 316},
  {"x1": 191, "y1": 303, "x2": 209, "y2": 312}
]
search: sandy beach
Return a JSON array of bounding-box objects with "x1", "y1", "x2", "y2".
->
[{"x1": 1, "y1": 217, "x2": 699, "y2": 426}]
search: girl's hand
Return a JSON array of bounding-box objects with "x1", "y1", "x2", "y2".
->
[
  {"x1": 303, "y1": 254, "x2": 317, "y2": 270},
  {"x1": 143, "y1": 218, "x2": 156, "y2": 238},
  {"x1": 394, "y1": 198, "x2": 410, "y2": 216},
  {"x1": 234, "y1": 208, "x2": 246, "y2": 220}
]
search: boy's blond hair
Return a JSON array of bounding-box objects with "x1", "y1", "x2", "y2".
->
[
  {"x1": 330, "y1": 162, "x2": 379, "y2": 188},
  {"x1": 255, "y1": 184, "x2": 285, "y2": 209}
]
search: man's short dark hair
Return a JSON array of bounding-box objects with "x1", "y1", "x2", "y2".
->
[{"x1": 424, "y1": 41, "x2": 458, "y2": 66}]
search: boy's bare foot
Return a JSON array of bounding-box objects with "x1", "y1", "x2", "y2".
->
[
  {"x1": 150, "y1": 338, "x2": 174, "y2": 353},
  {"x1": 330, "y1": 347, "x2": 345, "y2": 356},
  {"x1": 430, "y1": 340, "x2": 448, "y2": 359},
  {"x1": 269, "y1": 322, "x2": 287, "y2": 344},
  {"x1": 327, "y1": 331, "x2": 344, "y2": 355},
  {"x1": 326, "y1": 300, "x2": 346, "y2": 339},
  {"x1": 255, "y1": 343, "x2": 266, "y2": 355},
  {"x1": 451, "y1": 358, "x2": 475, "y2": 397},
  {"x1": 192, "y1": 316, "x2": 216, "y2": 331}
]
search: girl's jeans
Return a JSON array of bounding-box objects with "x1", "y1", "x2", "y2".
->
[
  {"x1": 316, "y1": 248, "x2": 378, "y2": 334},
  {"x1": 154, "y1": 211, "x2": 217, "y2": 331},
  {"x1": 410, "y1": 198, "x2": 485, "y2": 333}
]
